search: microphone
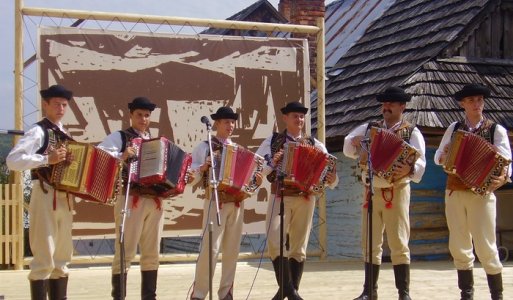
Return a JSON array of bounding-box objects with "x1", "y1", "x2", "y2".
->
[
  {"x1": 200, "y1": 116, "x2": 211, "y2": 128},
  {"x1": 0, "y1": 129, "x2": 24, "y2": 136}
]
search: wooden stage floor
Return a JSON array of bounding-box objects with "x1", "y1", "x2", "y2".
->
[{"x1": 0, "y1": 260, "x2": 511, "y2": 299}]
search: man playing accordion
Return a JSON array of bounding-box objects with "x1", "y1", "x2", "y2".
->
[
  {"x1": 435, "y1": 83, "x2": 511, "y2": 300},
  {"x1": 99, "y1": 97, "x2": 193, "y2": 300},
  {"x1": 7, "y1": 85, "x2": 75, "y2": 300},
  {"x1": 256, "y1": 101, "x2": 338, "y2": 300},
  {"x1": 344, "y1": 87, "x2": 426, "y2": 300},
  {"x1": 189, "y1": 106, "x2": 263, "y2": 300}
]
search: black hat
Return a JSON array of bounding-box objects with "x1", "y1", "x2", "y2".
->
[
  {"x1": 40, "y1": 85, "x2": 73, "y2": 101},
  {"x1": 280, "y1": 101, "x2": 309, "y2": 114},
  {"x1": 454, "y1": 84, "x2": 491, "y2": 101},
  {"x1": 211, "y1": 107, "x2": 238, "y2": 120},
  {"x1": 128, "y1": 97, "x2": 156, "y2": 111},
  {"x1": 376, "y1": 86, "x2": 411, "y2": 102}
]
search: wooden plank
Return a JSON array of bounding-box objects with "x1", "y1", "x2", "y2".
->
[
  {"x1": 504, "y1": 10, "x2": 513, "y2": 58},
  {"x1": 491, "y1": 8, "x2": 502, "y2": 58}
]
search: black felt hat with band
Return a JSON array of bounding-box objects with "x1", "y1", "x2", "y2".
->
[
  {"x1": 128, "y1": 97, "x2": 157, "y2": 111},
  {"x1": 211, "y1": 106, "x2": 238, "y2": 120},
  {"x1": 376, "y1": 86, "x2": 411, "y2": 103},
  {"x1": 280, "y1": 101, "x2": 309, "y2": 114},
  {"x1": 40, "y1": 85, "x2": 73, "y2": 101},
  {"x1": 454, "y1": 83, "x2": 491, "y2": 101}
]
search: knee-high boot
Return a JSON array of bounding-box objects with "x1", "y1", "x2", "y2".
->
[
  {"x1": 353, "y1": 263, "x2": 379, "y2": 300},
  {"x1": 271, "y1": 256, "x2": 302, "y2": 300},
  {"x1": 393, "y1": 264, "x2": 411, "y2": 300},
  {"x1": 111, "y1": 273, "x2": 127, "y2": 300},
  {"x1": 486, "y1": 273, "x2": 503, "y2": 300},
  {"x1": 30, "y1": 279, "x2": 48, "y2": 300},
  {"x1": 289, "y1": 258, "x2": 304, "y2": 291},
  {"x1": 48, "y1": 277, "x2": 68, "y2": 300},
  {"x1": 457, "y1": 269, "x2": 474, "y2": 300},
  {"x1": 141, "y1": 270, "x2": 158, "y2": 300}
]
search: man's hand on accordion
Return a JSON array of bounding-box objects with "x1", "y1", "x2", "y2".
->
[
  {"x1": 199, "y1": 157, "x2": 212, "y2": 173},
  {"x1": 121, "y1": 146, "x2": 137, "y2": 162},
  {"x1": 254, "y1": 172, "x2": 263, "y2": 187},
  {"x1": 392, "y1": 161, "x2": 413, "y2": 181},
  {"x1": 186, "y1": 170, "x2": 195, "y2": 184},
  {"x1": 272, "y1": 149, "x2": 284, "y2": 166},
  {"x1": 47, "y1": 146, "x2": 68, "y2": 165},
  {"x1": 488, "y1": 167, "x2": 509, "y2": 192},
  {"x1": 325, "y1": 169, "x2": 337, "y2": 185}
]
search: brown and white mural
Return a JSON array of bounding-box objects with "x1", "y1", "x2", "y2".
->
[{"x1": 38, "y1": 26, "x2": 310, "y2": 238}]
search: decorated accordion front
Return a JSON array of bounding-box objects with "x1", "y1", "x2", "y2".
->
[
  {"x1": 51, "y1": 141, "x2": 122, "y2": 205},
  {"x1": 359, "y1": 127, "x2": 420, "y2": 183},
  {"x1": 214, "y1": 144, "x2": 264, "y2": 201},
  {"x1": 444, "y1": 130, "x2": 511, "y2": 195},
  {"x1": 130, "y1": 137, "x2": 191, "y2": 197},
  {"x1": 280, "y1": 142, "x2": 337, "y2": 194}
]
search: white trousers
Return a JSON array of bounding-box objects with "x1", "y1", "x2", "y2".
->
[
  {"x1": 445, "y1": 190, "x2": 502, "y2": 274},
  {"x1": 266, "y1": 195, "x2": 316, "y2": 262},
  {"x1": 360, "y1": 184, "x2": 411, "y2": 265},
  {"x1": 191, "y1": 201, "x2": 244, "y2": 300},
  {"x1": 28, "y1": 184, "x2": 74, "y2": 280},
  {"x1": 112, "y1": 195, "x2": 164, "y2": 274}
]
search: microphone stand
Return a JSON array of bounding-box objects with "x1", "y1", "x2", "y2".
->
[
  {"x1": 204, "y1": 121, "x2": 221, "y2": 300},
  {"x1": 277, "y1": 170, "x2": 286, "y2": 300},
  {"x1": 361, "y1": 139, "x2": 375, "y2": 300},
  {"x1": 119, "y1": 158, "x2": 135, "y2": 300}
]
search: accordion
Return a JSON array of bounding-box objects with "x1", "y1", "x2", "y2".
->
[
  {"x1": 130, "y1": 137, "x2": 191, "y2": 197},
  {"x1": 359, "y1": 127, "x2": 420, "y2": 183},
  {"x1": 444, "y1": 130, "x2": 511, "y2": 195},
  {"x1": 280, "y1": 142, "x2": 337, "y2": 194},
  {"x1": 214, "y1": 144, "x2": 264, "y2": 201},
  {"x1": 51, "y1": 141, "x2": 122, "y2": 205}
]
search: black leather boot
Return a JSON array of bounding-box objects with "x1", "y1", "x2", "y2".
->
[
  {"x1": 487, "y1": 273, "x2": 503, "y2": 300},
  {"x1": 111, "y1": 273, "x2": 127, "y2": 300},
  {"x1": 271, "y1": 256, "x2": 303, "y2": 300},
  {"x1": 289, "y1": 258, "x2": 304, "y2": 291},
  {"x1": 30, "y1": 279, "x2": 48, "y2": 300},
  {"x1": 457, "y1": 269, "x2": 474, "y2": 300},
  {"x1": 353, "y1": 263, "x2": 379, "y2": 300},
  {"x1": 393, "y1": 264, "x2": 411, "y2": 300},
  {"x1": 141, "y1": 270, "x2": 158, "y2": 300},
  {"x1": 48, "y1": 277, "x2": 68, "y2": 300}
]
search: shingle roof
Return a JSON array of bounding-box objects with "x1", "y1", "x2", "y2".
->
[
  {"x1": 315, "y1": 0, "x2": 499, "y2": 138},
  {"x1": 404, "y1": 57, "x2": 513, "y2": 129},
  {"x1": 201, "y1": 0, "x2": 288, "y2": 36}
]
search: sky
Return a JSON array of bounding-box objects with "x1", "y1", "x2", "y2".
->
[{"x1": 1, "y1": 0, "x2": 338, "y2": 130}]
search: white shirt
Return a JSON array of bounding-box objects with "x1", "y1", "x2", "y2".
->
[
  {"x1": 434, "y1": 121, "x2": 512, "y2": 178},
  {"x1": 6, "y1": 121, "x2": 67, "y2": 171},
  {"x1": 256, "y1": 132, "x2": 339, "y2": 189},
  {"x1": 98, "y1": 128, "x2": 151, "y2": 159},
  {"x1": 343, "y1": 121, "x2": 427, "y2": 188}
]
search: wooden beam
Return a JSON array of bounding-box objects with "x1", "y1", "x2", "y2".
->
[{"x1": 22, "y1": 6, "x2": 320, "y2": 34}]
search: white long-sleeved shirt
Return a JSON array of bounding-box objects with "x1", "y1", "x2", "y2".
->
[
  {"x1": 434, "y1": 121, "x2": 512, "y2": 178},
  {"x1": 6, "y1": 121, "x2": 67, "y2": 171},
  {"x1": 256, "y1": 132, "x2": 339, "y2": 190},
  {"x1": 343, "y1": 121, "x2": 427, "y2": 188}
]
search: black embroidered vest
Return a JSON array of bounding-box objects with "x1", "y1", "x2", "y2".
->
[{"x1": 31, "y1": 118, "x2": 73, "y2": 184}]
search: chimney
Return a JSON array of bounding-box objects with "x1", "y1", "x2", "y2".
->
[{"x1": 279, "y1": 0, "x2": 325, "y2": 84}]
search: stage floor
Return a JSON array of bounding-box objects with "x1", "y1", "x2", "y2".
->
[{"x1": 0, "y1": 260, "x2": 511, "y2": 299}]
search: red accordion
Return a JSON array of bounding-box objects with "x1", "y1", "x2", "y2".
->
[
  {"x1": 359, "y1": 127, "x2": 420, "y2": 183},
  {"x1": 280, "y1": 142, "x2": 337, "y2": 194},
  {"x1": 51, "y1": 141, "x2": 122, "y2": 205},
  {"x1": 215, "y1": 144, "x2": 264, "y2": 201},
  {"x1": 130, "y1": 137, "x2": 191, "y2": 197},
  {"x1": 444, "y1": 130, "x2": 511, "y2": 195}
]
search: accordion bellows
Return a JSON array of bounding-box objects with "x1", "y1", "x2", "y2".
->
[
  {"x1": 359, "y1": 127, "x2": 420, "y2": 183},
  {"x1": 280, "y1": 142, "x2": 337, "y2": 194},
  {"x1": 51, "y1": 141, "x2": 122, "y2": 205},
  {"x1": 130, "y1": 137, "x2": 191, "y2": 197},
  {"x1": 444, "y1": 130, "x2": 511, "y2": 195},
  {"x1": 216, "y1": 144, "x2": 264, "y2": 201}
]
